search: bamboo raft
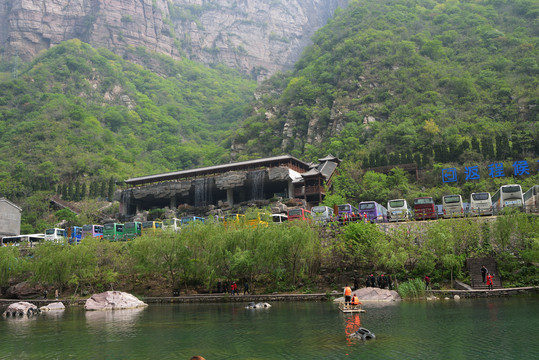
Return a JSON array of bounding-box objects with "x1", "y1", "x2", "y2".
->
[{"x1": 338, "y1": 302, "x2": 366, "y2": 313}]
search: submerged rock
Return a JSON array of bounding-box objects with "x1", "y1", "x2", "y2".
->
[
  {"x1": 2, "y1": 301, "x2": 39, "y2": 317},
  {"x1": 40, "y1": 302, "x2": 65, "y2": 311},
  {"x1": 245, "y1": 302, "x2": 272, "y2": 309},
  {"x1": 85, "y1": 291, "x2": 148, "y2": 311}
]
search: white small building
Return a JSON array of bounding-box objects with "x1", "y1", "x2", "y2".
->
[{"x1": 0, "y1": 198, "x2": 22, "y2": 238}]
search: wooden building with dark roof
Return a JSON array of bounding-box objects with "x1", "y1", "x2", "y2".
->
[{"x1": 120, "y1": 155, "x2": 340, "y2": 215}]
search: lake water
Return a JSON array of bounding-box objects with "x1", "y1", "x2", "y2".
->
[{"x1": 1, "y1": 296, "x2": 537, "y2": 359}]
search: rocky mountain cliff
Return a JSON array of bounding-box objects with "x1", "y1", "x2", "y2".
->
[{"x1": 0, "y1": 0, "x2": 347, "y2": 80}]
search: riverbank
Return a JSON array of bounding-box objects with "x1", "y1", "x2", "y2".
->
[{"x1": 1, "y1": 286, "x2": 537, "y2": 308}]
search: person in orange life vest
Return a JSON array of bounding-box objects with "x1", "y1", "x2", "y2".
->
[
  {"x1": 343, "y1": 285, "x2": 352, "y2": 305},
  {"x1": 486, "y1": 273, "x2": 494, "y2": 290},
  {"x1": 351, "y1": 294, "x2": 360, "y2": 306}
]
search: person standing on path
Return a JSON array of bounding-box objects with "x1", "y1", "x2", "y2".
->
[
  {"x1": 244, "y1": 281, "x2": 250, "y2": 295},
  {"x1": 486, "y1": 273, "x2": 494, "y2": 290},
  {"x1": 424, "y1": 275, "x2": 431, "y2": 290},
  {"x1": 481, "y1": 265, "x2": 488, "y2": 283},
  {"x1": 55, "y1": 289, "x2": 59, "y2": 300},
  {"x1": 343, "y1": 284, "x2": 352, "y2": 305}
]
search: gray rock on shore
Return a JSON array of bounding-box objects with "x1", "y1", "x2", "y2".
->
[{"x1": 84, "y1": 291, "x2": 148, "y2": 311}]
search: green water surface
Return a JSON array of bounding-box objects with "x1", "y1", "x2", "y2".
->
[{"x1": 1, "y1": 296, "x2": 537, "y2": 359}]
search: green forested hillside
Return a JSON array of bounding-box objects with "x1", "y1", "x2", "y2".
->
[
  {"x1": 0, "y1": 40, "x2": 256, "y2": 199},
  {"x1": 234, "y1": 0, "x2": 538, "y2": 166}
]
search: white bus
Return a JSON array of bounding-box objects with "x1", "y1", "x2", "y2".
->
[
  {"x1": 1, "y1": 234, "x2": 44, "y2": 247},
  {"x1": 523, "y1": 185, "x2": 539, "y2": 213},
  {"x1": 492, "y1": 184, "x2": 524, "y2": 214},
  {"x1": 44, "y1": 228, "x2": 66, "y2": 242},
  {"x1": 469, "y1": 192, "x2": 493, "y2": 216},
  {"x1": 442, "y1": 195, "x2": 464, "y2": 218},
  {"x1": 163, "y1": 218, "x2": 181, "y2": 232},
  {"x1": 387, "y1": 199, "x2": 412, "y2": 222},
  {"x1": 311, "y1": 206, "x2": 334, "y2": 224}
]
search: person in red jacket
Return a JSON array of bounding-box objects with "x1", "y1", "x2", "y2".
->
[{"x1": 486, "y1": 273, "x2": 494, "y2": 290}]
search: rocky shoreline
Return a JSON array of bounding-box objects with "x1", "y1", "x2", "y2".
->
[{"x1": 0, "y1": 287, "x2": 536, "y2": 309}]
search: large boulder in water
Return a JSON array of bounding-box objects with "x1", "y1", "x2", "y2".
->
[
  {"x1": 40, "y1": 302, "x2": 65, "y2": 311},
  {"x1": 85, "y1": 291, "x2": 148, "y2": 311},
  {"x1": 335, "y1": 287, "x2": 401, "y2": 302},
  {"x1": 2, "y1": 301, "x2": 39, "y2": 317}
]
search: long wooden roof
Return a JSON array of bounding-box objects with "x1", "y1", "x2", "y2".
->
[{"x1": 125, "y1": 155, "x2": 312, "y2": 186}]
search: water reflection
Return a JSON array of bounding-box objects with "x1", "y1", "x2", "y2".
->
[
  {"x1": 343, "y1": 313, "x2": 361, "y2": 345},
  {"x1": 85, "y1": 308, "x2": 146, "y2": 336}
]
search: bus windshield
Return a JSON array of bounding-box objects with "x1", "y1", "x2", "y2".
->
[
  {"x1": 414, "y1": 198, "x2": 433, "y2": 205},
  {"x1": 45, "y1": 229, "x2": 55, "y2": 235},
  {"x1": 288, "y1": 209, "x2": 302, "y2": 216},
  {"x1": 389, "y1": 200, "x2": 404, "y2": 207},
  {"x1": 472, "y1": 193, "x2": 489, "y2": 201},
  {"x1": 502, "y1": 186, "x2": 521, "y2": 193},
  {"x1": 444, "y1": 195, "x2": 461, "y2": 203},
  {"x1": 360, "y1": 203, "x2": 375, "y2": 210},
  {"x1": 104, "y1": 224, "x2": 115, "y2": 230},
  {"x1": 311, "y1": 206, "x2": 327, "y2": 214},
  {"x1": 338, "y1": 205, "x2": 350, "y2": 212}
]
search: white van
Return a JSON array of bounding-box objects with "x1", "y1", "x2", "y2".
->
[
  {"x1": 469, "y1": 192, "x2": 493, "y2": 216},
  {"x1": 442, "y1": 195, "x2": 464, "y2": 218},
  {"x1": 387, "y1": 199, "x2": 412, "y2": 222},
  {"x1": 311, "y1": 206, "x2": 334, "y2": 224}
]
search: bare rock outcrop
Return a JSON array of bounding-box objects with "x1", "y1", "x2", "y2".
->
[
  {"x1": 0, "y1": 0, "x2": 348, "y2": 79},
  {"x1": 84, "y1": 291, "x2": 148, "y2": 311},
  {"x1": 335, "y1": 287, "x2": 401, "y2": 302},
  {"x1": 5, "y1": 281, "x2": 44, "y2": 299}
]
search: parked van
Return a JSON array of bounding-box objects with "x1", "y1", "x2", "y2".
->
[
  {"x1": 272, "y1": 214, "x2": 288, "y2": 223},
  {"x1": 442, "y1": 194, "x2": 464, "y2": 218},
  {"x1": 387, "y1": 199, "x2": 412, "y2": 222},
  {"x1": 163, "y1": 218, "x2": 181, "y2": 232},
  {"x1": 413, "y1": 197, "x2": 437, "y2": 220},
  {"x1": 469, "y1": 192, "x2": 493, "y2": 216},
  {"x1": 311, "y1": 206, "x2": 334, "y2": 224}
]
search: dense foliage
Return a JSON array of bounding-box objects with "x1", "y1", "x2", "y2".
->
[
  {"x1": 2, "y1": 212, "x2": 536, "y2": 296},
  {"x1": 0, "y1": 39, "x2": 256, "y2": 199},
  {"x1": 233, "y1": 0, "x2": 538, "y2": 196}
]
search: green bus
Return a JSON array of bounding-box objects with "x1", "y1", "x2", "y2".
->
[
  {"x1": 123, "y1": 221, "x2": 142, "y2": 241},
  {"x1": 103, "y1": 223, "x2": 124, "y2": 241}
]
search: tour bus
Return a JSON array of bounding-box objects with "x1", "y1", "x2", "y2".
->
[
  {"x1": 103, "y1": 223, "x2": 124, "y2": 241},
  {"x1": 163, "y1": 218, "x2": 181, "y2": 232},
  {"x1": 82, "y1": 224, "x2": 103, "y2": 239},
  {"x1": 288, "y1": 208, "x2": 312, "y2": 222},
  {"x1": 492, "y1": 184, "x2": 524, "y2": 214},
  {"x1": 124, "y1": 221, "x2": 142, "y2": 241},
  {"x1": 359, "y1": 201, "x2": 388, "y2": 223},
  {"x1": 44, "y1": 228, "x2": 66, "y2": 242},
  {"x1": 387, "y1": 199, "x2": 412, "y2": 222},
  {"x1": 1, "y1": 234, "x2": 44, "y2": 247},
  {"x1": 246, "y1": 212, "x2": 271, "y2": 227},
  {"x1": 272, "y1": 213, "x2": 288, "y2": 223},
  {"x1": 336, "y1": 204, "x2": 360, "y2": 223},
  {"x1": 141, "y1": 221, "x2": 163, "y2": 234},
  {"x1": 442, "y1": 194, "x2": 464, "y2": 218},
  {"x1": 413, "y1": 197, "x2": 437, "y2": 220},
  {"x1": 181, "y1": 216, "x2": 205, "y2": 227},
  {"x1": 523, "y1": 185, "x2": 539, "y2": 213},
  {"x1": 311, "y1": 206, "x2": 334, "y2": 224},
  {"x1": 66, "y1": 226, "x2": 83, "y2": 244},
  {"x1": 469, "y1": 192, "x2": 493, "y2": 216},
  {"x1": 223, "y1": 214, "x2": 245, "y2": 228}
]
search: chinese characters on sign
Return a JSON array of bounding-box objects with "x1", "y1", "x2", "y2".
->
[{"x1": 442, "y1": 160, "x2": 538, "y2": 183}]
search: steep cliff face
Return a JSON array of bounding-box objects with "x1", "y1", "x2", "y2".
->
[{"x1": 0, "y1": 0, "x2": 347, "y2": 79}]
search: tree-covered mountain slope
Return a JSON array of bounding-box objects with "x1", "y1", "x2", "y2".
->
[
  {"x1": 232, "y1": 0, "x2": 538, "y2": 166},
  {"x1": 0, "y1": 40, "x2": 256, "y2": 198}
]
